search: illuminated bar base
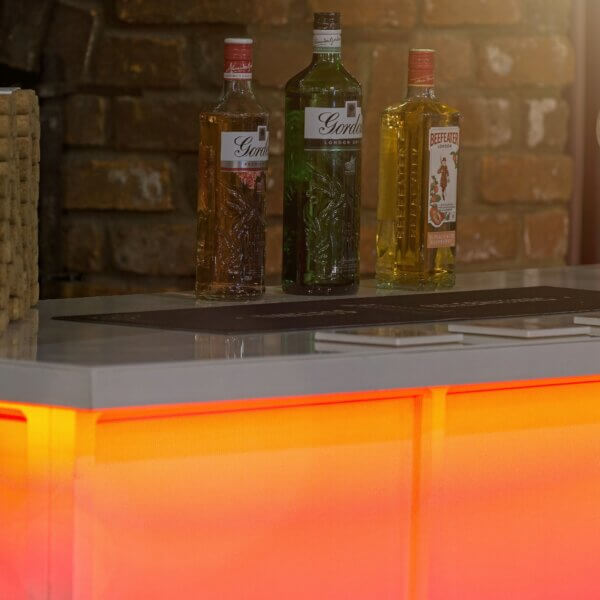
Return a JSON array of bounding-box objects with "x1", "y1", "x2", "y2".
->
[{"x1": 2, "y1": 376, "x2": 600, "y2": 599}]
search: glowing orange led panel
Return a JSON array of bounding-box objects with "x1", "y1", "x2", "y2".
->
[{"x1": 1, "y1": 376, "x2": 599, "y2": 599}]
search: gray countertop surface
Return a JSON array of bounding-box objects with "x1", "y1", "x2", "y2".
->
[{"x1": 2, "y1": 265, "x2": 600, "y2": 410}]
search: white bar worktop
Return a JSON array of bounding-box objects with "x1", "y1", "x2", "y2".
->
[{"x1": 1, "y1": 265, "x2": 600, "y2": 410}]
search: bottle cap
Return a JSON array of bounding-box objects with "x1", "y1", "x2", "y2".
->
[
  {"x1": 408, "y1": 49, "x2": 435, "y2": 87},
  {"x1": 224, "y1": 38, "x2": 253, "y2": 80},
  {"x1": 314, "y1": 12, "x2": 340, "y2": 30}
]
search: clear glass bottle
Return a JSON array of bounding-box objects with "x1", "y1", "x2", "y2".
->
[
  {"x1": 196, "y1": 38, "x2": 269, "y2": 300},
  {"x1": 376, "y1": 49, "x2": 460, "y2": 290},
  {"x1": 282, "y1": 12, "x2": 362, "y2": 295}
]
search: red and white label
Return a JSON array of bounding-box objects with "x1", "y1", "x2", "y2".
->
[
  {"x1": 220, "y1": 126, "x2": 268, "y2": 190},
  {"x1": 220, "y1": 126, "x2": 269, "y2": 170},
  {"x1": 427, "y1": 126, "x2": 459, "y2": 247},
  {"x1": 408, "y1": 49, "x2": 435, "y2": 87},
  {"x1": 224, "y1": 41, "x2": 252, "y2": 80}
]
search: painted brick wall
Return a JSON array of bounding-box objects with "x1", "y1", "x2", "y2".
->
[{"x1": 54, "y1": 0, "x2": 574, "y2": 296}]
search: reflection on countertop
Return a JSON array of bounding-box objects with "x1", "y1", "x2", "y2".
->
[{"x1": 0, "y1": 265, "x2": 598, "y2": 368}]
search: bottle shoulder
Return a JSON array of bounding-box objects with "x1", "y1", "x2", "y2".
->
[
  {"x1": 285, "y1": 63, "x2": 314, "y2": 91},
  {"x1": 210, "y1": 91, "x2": 268, "y2": 117},
  {"x1": 285, "y1": 60, "x2": 362, "y2": 97},
  {"x1": 339, "y1": 64, "x2": 361, "y2": 90},
  {"x1": 382, "y1": 97, "x2": 460, "y2": 120}
]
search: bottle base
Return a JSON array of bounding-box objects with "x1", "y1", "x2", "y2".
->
[
  {"x1": 195, "y1": 283, "x2": 264, "y2": 301},
  {"x1": 282, "y1": 281, "x2": 359, "y2": 296},
  {"x1": 376, "y1": 271, "x2": 455, "y2": 291}
]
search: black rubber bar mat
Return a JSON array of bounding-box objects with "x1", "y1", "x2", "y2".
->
[{"x1": 54, "y1": 286, "x2": 600, "y2": 335}]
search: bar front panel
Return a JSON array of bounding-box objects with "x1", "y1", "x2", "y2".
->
[{"x1": 1, "y1": 377, "x2": 599, "y2": 599}]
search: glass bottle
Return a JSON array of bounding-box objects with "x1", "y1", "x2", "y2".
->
[
  {"x1": 282, "y1": 12, "x2": 362, "y2": 295},
  {"x1": 376, "y1": 49, "x2": 460, "y2": 290},
  {"x1": 196, "y1": 38, "x2": 269, "y2": 300}
]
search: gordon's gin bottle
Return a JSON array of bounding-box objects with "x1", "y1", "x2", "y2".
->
[
  {"x1": 196, "y1": 38, "x2": 269, "y2": 300},
  {"x1": 282, "y1": 12, "x2": 362, "y2": 295}
]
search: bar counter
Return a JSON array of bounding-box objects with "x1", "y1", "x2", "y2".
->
[{"x1": 2, "y1": 265, "x2": 600, "y2": 599}]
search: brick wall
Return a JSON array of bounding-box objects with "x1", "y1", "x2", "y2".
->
[{"x1": 53, "y1": 0, "x2": 574, "y2": 297}]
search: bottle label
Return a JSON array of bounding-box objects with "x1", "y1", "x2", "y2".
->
[
  {"x1": 427, "y1": 126, "x2": 459, "y2": 248},
  {"x1": 224, "y1": 42, "x2": 252, "y2": 80},
  {"x1": 408, "y1": 50, "x2": 435, "y2": 87},
  {"x1": 313, "y1": 29, "x2": 341, "y2": 53},
  {"x1": 220, "y1": 126, "x2": 269, "y2": 189},
  {"x1": 304, "y1": 101, "x2": 362, "y2": 150}
]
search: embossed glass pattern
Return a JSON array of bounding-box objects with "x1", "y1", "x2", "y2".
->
[
  {"x1": 376, "y1": 50, "x2": 460, "y2": 290},
  {"x1": 196, "y1": 40, "x2": 269, "y2": 300}
]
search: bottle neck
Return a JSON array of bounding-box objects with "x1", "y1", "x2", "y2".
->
[
  {"x1": 406, "y1": 85, "x2": 436, "y2": 99},
  {"x1": 406, "y1": 50, "x2": 436, "y2": 99},
  {"x1": 311, "y1": 50, "x2": 342, "y2": 64},
  {"x1": 222, "y1": 78, "x2": 254, "y2": 96},
  {"x1": 312, "y1": 29, "x2": 342, "y2": 64}
]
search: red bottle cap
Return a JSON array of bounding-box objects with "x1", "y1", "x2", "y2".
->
[
  {"x1": 408, "y1": 49, "x2": 435, "y2": 87},
  {"x1": 224, "y1": 38, "x2": 253, "y2": 80}
]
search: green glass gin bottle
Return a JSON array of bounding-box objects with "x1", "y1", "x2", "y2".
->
[{"x1": 282, "y1": 12, "x2": 362, "y2": 295}]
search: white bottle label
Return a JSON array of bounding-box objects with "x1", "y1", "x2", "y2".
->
[
  {"x1": 427, "y1": 126, "x2": 459, "y2": 249},
  {"x1": 220, "y1": 126, "x2": 269, "y2": 170},
  {"x1": 313, "y1": 29, "x2": 341, "y2": 53},
  {"x1": 304, "y1": 101, "x2": 362, "y2": 150}
]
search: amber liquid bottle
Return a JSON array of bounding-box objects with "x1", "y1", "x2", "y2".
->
[
  {"x1": 282, "y1": 12, "x2": 362, "y2": 295},
  {"x1": 196, "y1": 39, "x2": 269, "y2": 300},
  {"x1": 376, "y1": 49, "x2": 460, "y2": 290}
]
